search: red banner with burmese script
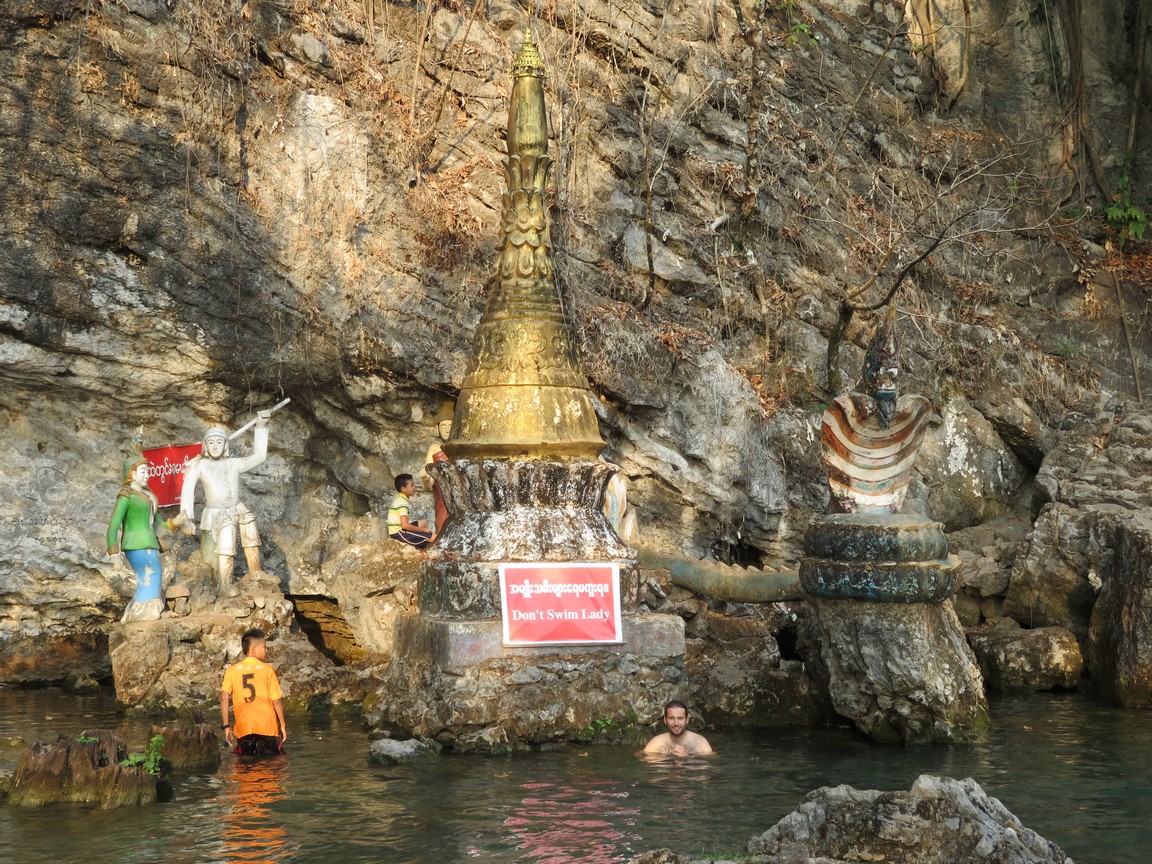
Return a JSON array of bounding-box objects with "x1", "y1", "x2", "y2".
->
[
  {"x1": 142, "y1": 444, "x2": 203, "y2": 507},
  {"x1": 499, "y1": 563, "x2": 623, "y2": 646}
]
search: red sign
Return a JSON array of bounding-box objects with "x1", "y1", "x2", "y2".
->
[
  {"x1": 141, "y1": 444, "x2": 203, "y2": 507},
  {"x1": 499, "y1": 563, "x2": 622, "y2": 646}
]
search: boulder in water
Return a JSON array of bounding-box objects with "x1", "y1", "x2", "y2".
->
[
  {"x1": 748, "y1": 775, "x2": 1070, "y2": 864},
  {"x1": 148, "y1": 722, "x2": 220, "y2": 772},
  {"x1": 634, "y1": 775, "x2": 1071, "y2": 864},
  {"x1": 7, "y1": 730, "x2": 167, "y2": 808},
  {"x1": 967, "y1": 619, "x2": 1083, "y2": 692}
]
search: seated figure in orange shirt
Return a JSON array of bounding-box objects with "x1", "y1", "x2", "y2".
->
[{"x1": 220, "y1": 628, "x2": 287, "y2": 756}]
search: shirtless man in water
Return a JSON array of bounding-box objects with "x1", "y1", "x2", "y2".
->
[{"x1": 643, "y1": 699, "x2": 714, "y2": 756}]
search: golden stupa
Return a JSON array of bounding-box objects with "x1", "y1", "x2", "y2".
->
[{"x1": 443, "y1": 30, "x2": 605, "y2": 460}]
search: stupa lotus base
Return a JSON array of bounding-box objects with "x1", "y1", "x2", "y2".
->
[
  {"x1": 373, "y1": 611, "x2": 686, "y2": 751},
  {"x1": 800, "y1": 513, "x2": 958, "y2": 603},
  {"x1": 425, "y1": 459, "x2": 638, "y2": 617}
]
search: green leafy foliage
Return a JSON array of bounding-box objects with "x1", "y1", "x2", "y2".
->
[
  {"x1": 119, "y1": 734, "x2": 166, "y2": 775},
  {"x1": 787, "y1": 21, "x2": 819, "y2": 47},
  {"x1": 755, "y1": 0, "x2": 820, "y2": 46},
  {"x1": 582, "y1": 717, "x2": 614, "y2": 736},
  {"x1": 1107, "y1": 157, "x2": 1148, "y2": 247}
]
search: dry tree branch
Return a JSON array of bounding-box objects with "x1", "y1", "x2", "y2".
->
[
  {"x1": 408, "y1": 0, "x2": 437, "y2": 130},
  {"x1": 819, "y1": 126, "x2": 1046, "y2": 394},
  {"x1": 411, "y1": 0, "x2": 486, "y2": 168},
  {"x1": 812, "y1": 24, "x2": 903, "y2": 184},
  {"x1": 825, "y1": 205, "x2": 973, "y2": 393}
]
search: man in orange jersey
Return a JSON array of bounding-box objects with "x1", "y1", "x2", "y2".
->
[{"x1": 220, "y1": 628, "x2": 287, "y2": 756}]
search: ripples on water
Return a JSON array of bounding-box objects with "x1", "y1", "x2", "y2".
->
[{"x1": 1, "y1": 687, "x2": 1149, "y2": 863}]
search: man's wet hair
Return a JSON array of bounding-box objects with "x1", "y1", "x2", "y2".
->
[
  {"x1": 395, "y1": 473, "x2": 414, "y2": 492},
  {"x1": 663, "y1": 699, "x2": 689, "y2": 717},
  {"x1": 241, "y1": 628, "x2": 266, "y2": 656}
]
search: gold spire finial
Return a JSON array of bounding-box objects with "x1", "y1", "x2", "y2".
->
[
  {"x1": 512, "y1": 28, "x2": 545, "y2": 79},
  {"x1": 443, "y1": 30, "x2": 604, "y2": 461}
]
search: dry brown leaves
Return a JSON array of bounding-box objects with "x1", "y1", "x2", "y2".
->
[{"x1": 1097, "y1": 241, "x2": 1152, "y2": 283}]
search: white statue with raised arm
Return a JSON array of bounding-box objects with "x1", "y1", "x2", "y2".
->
[{"x1": 180, "y1": 409, "x2": 273, "y2": 587}]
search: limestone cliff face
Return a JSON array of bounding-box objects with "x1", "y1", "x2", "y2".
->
[{"x1": 1, "y1": 0, "x2": 1149, "y2": 675}]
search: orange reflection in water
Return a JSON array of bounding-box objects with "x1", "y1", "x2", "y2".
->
[
  {"x1": 503, "y1": 778, "x2": 641, "y2": 863},
  {"x1": 221, "y1": 757, "x2": 296, "y2": 864}
]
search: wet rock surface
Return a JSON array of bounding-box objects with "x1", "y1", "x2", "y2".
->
[
  {"x1": 373, "y1": 612, "x2": 685, "y2": 751},
  {"x1": 804, "y1": 598, "x2": 988, "y2": 743},
  {"x1": 967, "y1": 620, "x2": 1083, "y2": 693},
  {"x1": 635, "y1": 775, "x2": 1072, "y2": 864},
  {"x1": 0, "y1": 633, "x2": 111, "y2": 686},
  {"x1": 367, "y1": 736, "x2": 441, "y2": 765},
  {"x1": 1087, "y1": 516, "x2": 1152, "y2": 707},
  {"x1": 683, "y1": 600, "x2": 833, "y2": 728},
  {"x1": 7, "y1": 730, "x2": 166, "y2": 808}
]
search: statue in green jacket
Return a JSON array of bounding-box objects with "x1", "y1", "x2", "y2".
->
[{"x1": 107, "y1": 453, "x2": 172, "y2": 622}]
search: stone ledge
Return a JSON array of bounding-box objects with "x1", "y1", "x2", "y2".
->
[{"x1": 394, "y1": 612, "x2": 685, "y2": 674}]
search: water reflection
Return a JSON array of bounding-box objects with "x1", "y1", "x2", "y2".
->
[
  {"x1": 219, "y1": 757, "x2": 296, "y2": 863},
  {"x1": 1, "y1": 688, "x2": 1150, "y2": 864},
  {"x1": 503, "y1": 775, "x2": 641, "y2": 863}
]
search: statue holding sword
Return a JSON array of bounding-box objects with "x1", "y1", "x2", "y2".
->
[{"x1": 178, "y1": 399, "x2": 290, "y2": 588}]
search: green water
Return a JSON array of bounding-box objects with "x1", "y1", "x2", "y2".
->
[{"x1": 1, "y1": 687, "x2": 1149, "y2": 863}]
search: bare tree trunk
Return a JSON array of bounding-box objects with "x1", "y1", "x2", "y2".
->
[
  {"x1": 1126, "y1": 0, "x2": 1151, "y2": 157},
  {"x1": 1056, "y1": 0, "x2": 1112, "y2": 202}
]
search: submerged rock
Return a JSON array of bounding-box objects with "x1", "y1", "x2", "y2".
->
[
  {"x1": 7, "y1": 730, "x2": 166, "y2": 808},
  {"x1": 367, "y1": 736, "x2": 441, "y2": 765}
]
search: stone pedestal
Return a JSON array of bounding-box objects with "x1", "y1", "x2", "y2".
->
[
  {"x1": 380, "y1": 612, "x2": 685, "y2": 750},
  {"x1": 800, "y1": 513, "x2": 957, "y2": 602},
  {"x1": 373, "y1": 459, "x2": 687, "y2": 750},
  {"x1": 423, "y1": 459, "x2": 639, "y2": 615},
  {"x1": 800, "y1": 513, "x2": 988, "y2": 743}
]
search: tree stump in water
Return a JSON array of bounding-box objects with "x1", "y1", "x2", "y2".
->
[
  {"x1": 7, "y1": 729, "x2": 164, "y2": 808},
  {"x1": 149, "y1": 723, "x2": 220, "y2": 772}
]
